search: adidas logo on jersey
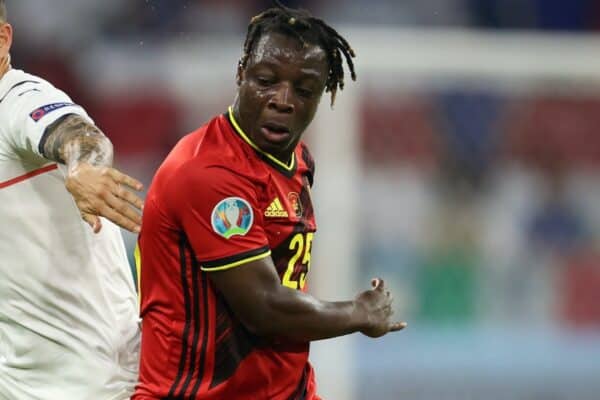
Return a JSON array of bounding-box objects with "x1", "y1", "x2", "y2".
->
[{"x1": 264, "y1": 198, "x2": 289, "y2": 218}]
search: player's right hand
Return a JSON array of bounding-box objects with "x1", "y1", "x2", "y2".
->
[
  {"x1": 65, "y1": 162, "x2": 144, "y2": 233},
  {"x1": 354, "y1": 278, "x2": 407, "y2": 338}
]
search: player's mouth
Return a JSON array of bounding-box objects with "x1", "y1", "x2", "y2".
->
[{"x1": 261, "y1": 122, "x2": 292, "y2": 145}]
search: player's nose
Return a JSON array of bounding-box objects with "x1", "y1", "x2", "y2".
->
[{"x1": 267, "y1": 83, "x2": 294, "y2": 114}]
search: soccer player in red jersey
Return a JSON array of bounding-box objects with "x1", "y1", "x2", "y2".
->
[{"x1": 134, "y1": 2, "x2": 406, "y2": 399}]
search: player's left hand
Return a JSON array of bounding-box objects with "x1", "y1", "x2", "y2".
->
[
  {"x1": 65, "y1": 162, "x2": 144, "y2": 233},
  {"x1": 354, "y1": 278, "x2": 407, "y2": 338}
]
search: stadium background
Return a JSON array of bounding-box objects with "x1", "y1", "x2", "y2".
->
[{"x1": 9, "y1": 1, "x2": 600, "y2": 399}]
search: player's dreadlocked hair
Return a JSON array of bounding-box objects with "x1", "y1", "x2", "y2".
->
[
  {"x1": 0, "y1": 0, "x2": 7, "y2": 23},
  {"x1": 240, "y1": 0, "x2": 356, "y2": 106}
]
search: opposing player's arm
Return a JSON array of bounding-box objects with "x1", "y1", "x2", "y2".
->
[
  {"x1": 43, "y1": 114, "x2": 113, "y2": 166},
  {"x1": 208, "y1": 258, "x2": 406, "y2": 342},
  {"x1": 42, "y1": 114, "x2": 144, "y2": 233}
]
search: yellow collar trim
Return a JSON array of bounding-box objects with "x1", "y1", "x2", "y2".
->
[{"x1": 228, "y1": 106, "x2": 295, "y2": 171}]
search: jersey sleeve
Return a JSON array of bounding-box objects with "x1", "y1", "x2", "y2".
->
[
  {"x1": 168, "y1": 165, "x2": 271, "y2": 272},
  {"x1": 3, "y1": 81, "x2": 92, "y2": 158}
]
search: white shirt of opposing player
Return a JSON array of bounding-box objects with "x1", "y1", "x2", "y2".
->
[{"x1": 0, "y1": 69, "x2": 140, "y2": 400}]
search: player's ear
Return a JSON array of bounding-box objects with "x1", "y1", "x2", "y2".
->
[{"x1": 0, "y1": 23, "x2": 13, "y2": 56}]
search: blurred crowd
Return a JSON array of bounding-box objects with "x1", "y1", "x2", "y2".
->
[
  {"x1": 7, "y1": 0, "x2": 600, "y2": 329},
  {"x1": 7, "y1": 0, "x2": 600, "y2": 49},
  {"x1": 360, "y1": 88, "x2": 600, "y2": 328}
]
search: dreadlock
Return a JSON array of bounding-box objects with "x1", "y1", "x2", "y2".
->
[{"x1": 239, "y1": 0, "x2": 356, "y2": 106}]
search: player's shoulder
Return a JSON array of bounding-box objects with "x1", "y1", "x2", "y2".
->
[
  {"x1": 178, "y1": 115, "x2": 264, "y2": 177},
  {"x1": 156, "y1": 157, "x2": 261, "y2": 220},
  {"x1": 297, "y1": 141, "x2": 315, "y2": 184},
  {"x1": 0, "y1": 69, "x2": 54, "y2": 98},
  {"x1": 153, "y1": 115, "x2": 265, "y2": 194},
  {"x1": 298, "y1": 141, "x2": 314, "y2": 167},
  {"x1": 0, "y1": 69, "x2": 42, "y2": 87},
  {"x1": 0, "y1": 68, "x2": 73, "y2": 115}
]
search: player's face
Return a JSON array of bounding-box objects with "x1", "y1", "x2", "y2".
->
[{"x1": 234, "y1": 32, "x2": 328, "y2": 161}]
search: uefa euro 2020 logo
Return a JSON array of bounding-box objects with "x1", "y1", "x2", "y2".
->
[{"x1": 211, "y1": 197, "x2": 254, "y2": 239}]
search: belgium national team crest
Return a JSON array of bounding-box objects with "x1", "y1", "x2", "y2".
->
[{"x1": 288, "y1": 192, "x2": 303, "y2": 218}]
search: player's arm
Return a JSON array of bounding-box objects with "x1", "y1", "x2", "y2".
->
[
  {"x1": 42, "y1": 114, "x2": 144, "y2": 233},
  {"x1": 173, "y1": 166, "x2": 404, "y2": 342},
  {"x1": 208, "y1": 259, "x2": 406, "y2": 342}
]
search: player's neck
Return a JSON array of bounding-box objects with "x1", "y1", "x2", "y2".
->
[{"x1": 271, "y1": 149, "x2": 293, "y2": 165}]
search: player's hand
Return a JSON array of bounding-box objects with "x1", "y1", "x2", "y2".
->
[
  {"x1": 354, "y1": 278, "x2": 407, "y2": 338},
  {"x1": 65, "y1": 162, "x2": 144, "y2": 233}
]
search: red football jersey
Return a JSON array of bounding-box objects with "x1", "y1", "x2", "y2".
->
[{"x1": 133, "y1": 108, "x2": 320, "y2": 400}]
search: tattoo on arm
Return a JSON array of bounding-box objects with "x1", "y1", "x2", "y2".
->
[{"x1": 42, "y1": 114, "x2": 113, "y2": 168}]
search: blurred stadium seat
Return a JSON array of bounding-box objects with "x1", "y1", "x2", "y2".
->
[
  {"x1": 92, "y1": 94, "x2": 181, "y2": 158},
  {"x1": 360, "y1": 91, "x2": 439, "y2": 167},
  {"x1": 561, "y1": 251, "x2": 600, "y2": 327}
]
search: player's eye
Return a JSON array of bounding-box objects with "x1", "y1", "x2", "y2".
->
[
  {"x1": 296, "y1": 87, "x2": 314, "y2": 98},
  {"x1": 256, "y1": 76, "x2": 274, "y2": 87}
]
